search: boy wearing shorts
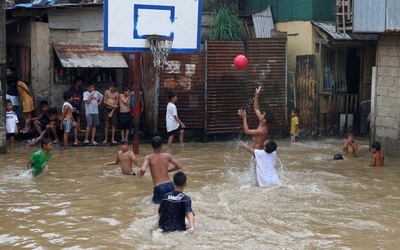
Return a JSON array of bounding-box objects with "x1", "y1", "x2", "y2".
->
[
  {"x1": 61, "y1": 92, "x2": 79, "y2": 150},
  {"x1": 119, "y1": 86, "x2": 132, "y2": 140},
  {"x1": 166, "y1": 91, "x2": 185, "y2": 147},
  {"x1": 5, "y1": 99, "x2": 19, "y2": 153},
  {"x1": 83, "y1": 81, "x2": 103, "y2": 145}
]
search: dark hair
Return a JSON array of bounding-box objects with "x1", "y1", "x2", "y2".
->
[
  {"x1": 7, "y1": 66, "x2": 16, "y2": 73},
  {"x1": 292, "y1": 108, "x2": 300, "y2": 115},
  {"x1": 265, "y1": 110, "x2": 275, "y2": 124},
  {"x1": 39, "y1": 100, "x2": 49, "y2": 107},
  {"x1": 63, "y1": 91, "x2": 72, "y2": 101},
  {"x1": 5, "y1": 99, "x2": 12, "y2": 105},
  {"x1": 168, "y1": 91, "x2": 177, "y2": 100},
  {"x1": 346, "y1": 131, "x2": 354, "y2": 137},
  {"x1": 333, "y1": 153, "x2": 344, "y2": 160},
  {"x1": 151, "y1": 136, "x2": 163, "y2": 148},
  {"x1": 371, "y1": 141, "x2": 381, "y2": 151},
  {"x1": 109, "y1": 82, "x2": 117, "y2": 87},
  {"x1": 265, "y1": 140, "x2": 277, "y2": 153},
  {"x1": 74, "y1": 76, "x2": 83, "y2": 84},
  {"x1": 120, "y1": 139, "x2": 129, "y2": 145},
  {"x1": 123, "y1": 86, "x2": 131, "y2": 92},
  {"x1": 173, "y1": 171, "x2": 187, "y2": 187},
  {"x1": 49, "y1": 108, "x2": 58, "y2": 115},
  {"x1": 85, "y1": 80, "x2": 94, "y2": 88},
  {"x1": 41, "y1": 138, "x2": 52, "y2": 148}
]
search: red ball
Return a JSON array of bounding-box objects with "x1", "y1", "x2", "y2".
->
[{"x1": 233, "y1": 55, "x2": 248, "y2": 69}]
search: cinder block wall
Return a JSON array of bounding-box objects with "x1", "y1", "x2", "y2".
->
[{"x1": 375, "y1": 34, "x2": 400, "y2": 158}]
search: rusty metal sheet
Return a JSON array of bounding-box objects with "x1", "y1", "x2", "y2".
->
[
  {"x1": 157, "y1": 51, "x2": 206, "y2": 131},
  {"x1": 247, "y1": 38, "x2": 288, "y2": 132},
  {"x1": 295, "y1": 55, "x2": 318, "y2": 135},
  {"x1": 53, "y1": 42, "x2": 128, "y2": 68},
  {"x1": 206, "y1": 41, "x2": 248, "y2": 134}
]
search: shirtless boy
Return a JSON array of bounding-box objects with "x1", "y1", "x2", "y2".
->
[
  {"x1": 370, "y1": 141, "x2": 384, "y2": 167},
  {"x1": 103, "y1": 139, "x2": 138, "y2": 175},
  {"x1": 343, "y1": 132, "x2": 358, "y2": 157},
  {"x1": 119, "y1": 86, "x2": 132, "y2": 140},
  {"x1": 103, "y1": 82, "x2": 119, "y2": 144},
  {"x1": 136, "y1": 136, "x2": 183, "y2": 204},
  {"x1": 238, "y1": 86, "x2": 275, "y2": 149},
  {"x1": 61, "y1": 92, "x2": 79, "y2": 150}
]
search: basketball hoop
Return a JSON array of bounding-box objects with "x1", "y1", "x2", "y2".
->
[{"x1": 147, "y1": 35, "x2": 174, "y2": 69}]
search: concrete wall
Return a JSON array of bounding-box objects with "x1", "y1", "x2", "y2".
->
[
  {"x1": 374, "y1": 33, "x2": 400, "y2": 158},
  {"x1": 275, "y1": 21, "x2": 316, "y2": 72}
]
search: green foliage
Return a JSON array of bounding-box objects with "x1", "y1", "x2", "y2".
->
[{"x1": 209, "y1": 7, "x2": 247, "y2": 42}]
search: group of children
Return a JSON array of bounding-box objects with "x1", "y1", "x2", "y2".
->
[
  {"x1": 339, "y1": 132, "x2": 384, "y2": 167},
  {"x1": 7, "y1": 83, "x2": 387, "y2": 234},
  {"x1": 5, "y1": 77, "x2": 145, "y2": 152},
  {"x1": 101, "y1": 135, "x2": 194, "y2": 233},
  {"x1": 236, "y1": 86, "x2": 386, "y2": 189}
]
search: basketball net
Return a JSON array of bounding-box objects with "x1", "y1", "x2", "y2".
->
[{"x1": 147, "y1": 35, "x2": 173, "y2": 69}]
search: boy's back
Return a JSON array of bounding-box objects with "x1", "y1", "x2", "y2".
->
[
  {"x1": 254, "y1": 149, "x2": 281, "y2": 186},
  {"x1": 158, "y1": 190, "x2": 193, "y2": 232},
  {"x1": 145, "y1": 152, "x2": 176, "y2": 186}
]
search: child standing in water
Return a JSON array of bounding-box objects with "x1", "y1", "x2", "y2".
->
[
  {"x1": 370, "y1": 141, "x2": 384, "y2": 167},
  {"x1": 290, "y1": 108, "x2": 300, "y2": 142},
  {"x1": 240, "y1": 139, "x2": 283, "y2": 187},
  {"x1": 343, "y1": 132, "x2": 358, "y2": 157},
  {"x1": 158, "y1": 171, "x2": 195, "y2": 233},
  {"x1": 5, "y1": 99, "x2": 19, "y2": 154},
  {"x1": 27, "y1": 138, "x2": 53, "y2": 176},
  {"x1": 238, "y1": 86, "x2": 275, "y2": 150},
  {"x1": 103, "y1": 139, "x2": 138, "y2": 175},
  {"x1": 166, "y1": 91, "x2": 185, "y2": 147},
  {"x1": 136, "y1": 136, "x2": 183, "y2": 204}
]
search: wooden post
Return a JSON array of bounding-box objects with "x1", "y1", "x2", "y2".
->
[
  {"x1": 132, "y1": 52, "x2": 141, "y2": 154},
  {"x1": 0, "y1": 2, "x2": 7, "y2": 154}
]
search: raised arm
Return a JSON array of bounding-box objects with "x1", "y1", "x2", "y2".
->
[
  {"x1": 238, "y1": 109, "x2": 263, "y2": 136},
  {"x1": 240, "y1": 141, "x2": 255, "y2": 155},
  {"x1": 254, "y1": 86, "x2": 263, "y2": 120}
]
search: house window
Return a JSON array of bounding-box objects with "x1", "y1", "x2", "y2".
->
[{"x1": 322, "y1": 46, "x2": 360, "y2": 94}]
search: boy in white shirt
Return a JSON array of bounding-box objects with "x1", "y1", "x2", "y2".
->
[
  {"x1": 61, "y1": 92, "x2": 79, "y2": 150},
  {"x1": 240, "y1": 139, "x2": 283, "y2": 187},
  {"x1": 83, "y1": 81, "x2": 103, "y2": 145},
  {"x1": 6, "y1": 99, "x2": 19, "y2": 153},
  {"x1": 166, "y1": 91, "x2": 185, "y2": 147}
]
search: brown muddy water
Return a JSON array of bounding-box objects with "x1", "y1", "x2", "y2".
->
[{"x1": 1, "y1": 137, "x2": 400, "y2": 249}]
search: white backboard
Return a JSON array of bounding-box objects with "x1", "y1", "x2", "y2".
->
[{"x1": 104, "y1": 0, "x2": 202, "y2": 53}]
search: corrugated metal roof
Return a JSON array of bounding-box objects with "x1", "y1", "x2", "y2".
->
[
  {"x1": 252, "y1": 6, "x2": 274, "y2": 38},
  {"x1": 312, "y1": 21, "x2": 378, "y2": 41},
  {"x1": 353, "y1": 0, "x2": 385, "y2": 33},
  {"x1": 53, "y1": 42, "x2": 128, "y2": 68}
]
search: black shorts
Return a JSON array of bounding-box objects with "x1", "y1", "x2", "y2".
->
[
  {"x1": 119, "y1": 112, "x2": 132, "y2": 130},
  {"x1": 167, "y1": 125, "x2": 183, "y2": 136}
]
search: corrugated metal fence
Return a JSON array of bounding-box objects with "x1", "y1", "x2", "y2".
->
[{"x1": 152, "y1": 38, "x2": 287, "y2": 140}]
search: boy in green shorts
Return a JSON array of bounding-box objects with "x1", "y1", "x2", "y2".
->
[{"x1": 27, "y1": 138, "x2": 53, "y2": 176}]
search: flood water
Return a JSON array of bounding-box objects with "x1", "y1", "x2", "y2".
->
[{"x1": 1, "y1": 137, "x2": 400, "y2": 249}]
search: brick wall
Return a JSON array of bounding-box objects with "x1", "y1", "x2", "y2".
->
[{"x1": 375, "y1": 34, "x2": 400, "y2": 158}]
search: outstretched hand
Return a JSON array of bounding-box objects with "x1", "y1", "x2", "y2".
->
[
  {"x1": 237, "y1": 109, "x2": 247, "y2": 118},
  {"x1": 255, "y1": 86, "x2": 262, "y2": 95}
]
